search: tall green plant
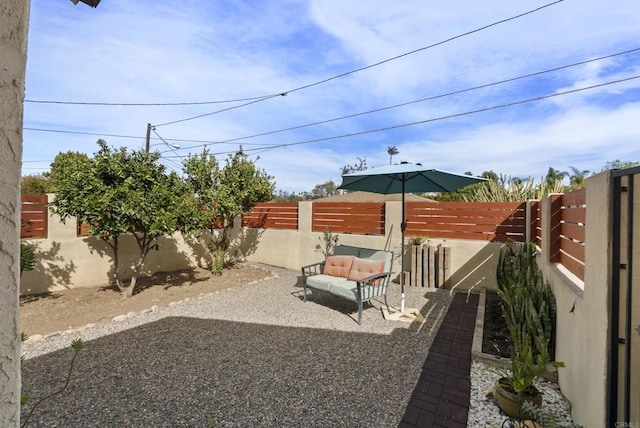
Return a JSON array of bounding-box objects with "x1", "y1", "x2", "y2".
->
[
  {"x1": 496, "y1": 241, "x2": 560, "y2": 391},
  {"x1": 20, "y1": 244, "x2": 36, "y2": 276},
  {"x1": 469, "y1": 174, "x2": 566, "y2": 202}
]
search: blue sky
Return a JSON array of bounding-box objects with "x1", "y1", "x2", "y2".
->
[{"x1": 22, "y1": 0, "x2": 640, "y2": 193}]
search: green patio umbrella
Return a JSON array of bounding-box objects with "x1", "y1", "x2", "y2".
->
[{"x1": 338, "y1": 162, "x2": 486, "y2": 320}]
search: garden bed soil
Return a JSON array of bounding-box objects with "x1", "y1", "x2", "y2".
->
[
  {"x1": 482, "y1": 291, "x2": 512, "y2": 358},
  {"x1": 20, "y1": 264, "x2": 272, "y2": 337}
]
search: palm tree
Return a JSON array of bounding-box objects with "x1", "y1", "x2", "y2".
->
[
  {"x1": 568, "y1": 166, "x2": 589, "y2": 190},
  {"x1": 387, "y1": 145, "x2": 399, "y2": 165},
  {"x1": 545, "y1": 167, "x2": 568, "y2": 189}
]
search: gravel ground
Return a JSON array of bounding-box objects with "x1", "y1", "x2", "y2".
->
[
  {"x1": 21, "y1": 264, "x2": 455, "y2": 428},
  {"x1": 21, "y1": 264, "x2": 576, "y2": 427},
  {"x1": 467, "y1": 360, "x2": 575, "y2": 427}
]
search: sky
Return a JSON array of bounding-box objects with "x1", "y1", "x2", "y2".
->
[{"x1": 22, "y1": 0, "x2": 640, "y2": 193}]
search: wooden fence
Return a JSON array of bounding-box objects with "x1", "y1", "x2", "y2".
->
[
  {"x1": 312, "y1": 202, "x2": 384, "y2": 235},
  {"x1": 20, "y1": 194, "x2": 48, "y2": 239},
  {"x1": 405, "y1": 201, "x2": 526, "y2": 242},
  {"x1": 20, "y1": 195, "x2": 586, "y2": 280},
  {"x1": 530, "y1": 200, "x2": 541, "y2": 247},
  {"x1": 549, "y1": 189, "x2": 586, "y2": 280},
  {"x1": 242, "y1": 202, "x2": 298, "y2": 230}
]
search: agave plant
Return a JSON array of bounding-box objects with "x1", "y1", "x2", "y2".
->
[{"x1": 20, "y1": 243, "x2": 36, "y2": 276}]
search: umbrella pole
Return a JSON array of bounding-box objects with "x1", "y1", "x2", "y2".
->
[
  {"x1": 400, "y1": 180, "x2": 406, "y2": 313},
  {"x1": 382, "y1": 177, "x2": 423, "y2": 323}
]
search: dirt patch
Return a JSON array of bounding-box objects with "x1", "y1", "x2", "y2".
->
[
  {"x1": 20, "y1": 264, "x2": 273, "y2": 337},
  {"x1": 481, "y1": 291, "x2": 512, "y2": 358}
]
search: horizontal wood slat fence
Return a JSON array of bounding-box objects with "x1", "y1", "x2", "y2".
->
[
  {"x1": 405, "y1": 202, "x2": 526, "y2": 242},
  {"x1": 242, "y1": 202, "x2": 298, "y2": 230},
  {"x1": 312, "y1": 202, "x2": 384, "y2": 235},
  {"x1": 21, "y1": 194, "x2": 586, "y2": 280},
  {"x1": 20, "y1": 194, "x2": 48, "y2": 239},
  {"x1": 530, "y1": 200, "x2": 541, "y2": 247},
  {"x1": 549, "y1": 189, "x2": 586, "y2": 280},
  {"x1": 77, "y1": 220, "x2": 91, "y2": 237}
]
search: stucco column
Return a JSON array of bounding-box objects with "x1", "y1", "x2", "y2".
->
[
  {"x1": 0, "y1": 1, "x2": 29, "y2": 426},
  {"x1": 582, "y1": 171, "x2": 612, "y2": 427}
]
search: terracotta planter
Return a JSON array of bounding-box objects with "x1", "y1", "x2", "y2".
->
[{"x1": 494, "y1": 378, "x2": 542, "y2": 419}]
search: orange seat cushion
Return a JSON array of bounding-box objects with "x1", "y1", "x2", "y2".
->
[
  {"x1": 347, "y1": 257, "x2": 385, "y2": 285},
  {"x1": 323, "y1": 255, "x2": 355, "y2": 278}
]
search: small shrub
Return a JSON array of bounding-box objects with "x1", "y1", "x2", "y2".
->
[
  {"x1": 315, "y1": 229, "x2": 339, "y2": 260},
  {"x1": 21, "y1": 339, "x2": 86, "y2": 428},
  {"x1": 20, "y1": 244, "x2": 36, "y2": 276},
  {"x1": 409, "y1": 236, "x2": 426, "y2": 245}
]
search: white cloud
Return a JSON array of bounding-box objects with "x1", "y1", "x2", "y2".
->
[{"x1": 22, "y1": 0, "x2": 640, "y2": 192}]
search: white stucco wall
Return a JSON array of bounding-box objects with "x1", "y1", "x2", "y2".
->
[
  {"x1": 21, "y1": 195, "x2": 204, "y2": 294},
  {"x1": 538, "y1": 172, "x2": 610, "y2": 427},
  {"x1": 23, "y1": 199, "x2": 505, "y2": 295},
  {"x1": 0, "y1": 1, "x2": 29, "y2": 426}
]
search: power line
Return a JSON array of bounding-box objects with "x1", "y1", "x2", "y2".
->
[
  {"x1": 152, "y1": 0, "x2": 565, "y2": 128},
  {"x1": 23, "y1": 1, "x2": 564, "y2": 113},
  {"x1": 23, "y1": 47, "x2": 639, "y2": 154},
  {"x1": 23, "y1": 127, "x2": 146, "y2": 140},
  {"x1": 164, "y1": 47, "x2": 640, "y2": 153},
  {"x1": 150, "y1": 128, "x2": 187, "y2": 160},
  {"x1": 284, "y1": 0, "x2": 565, "y2": 97},
  {"x1": 22, "y1": 75, "x2": 640, "y2": 168},
  {"x1": 163, "y1": 74, "x2": 640, "y2": 158},
  {"x1": 153, "y1": 93, "x2": 286, "y2": 128},
  {"x1": 22, "y1": 127, "x2": 276, "y2": 146},
  {"x1": 24, "y1": 94, "x2": 275, "y2": 106}
]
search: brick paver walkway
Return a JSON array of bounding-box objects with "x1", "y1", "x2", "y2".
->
[{"x1": 399, "y1": 292, "x2": 479, "y2": 428}]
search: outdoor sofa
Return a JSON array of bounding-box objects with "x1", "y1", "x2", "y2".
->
[{"x1": 301, "y1": 245, "x2": 394, "y2": 324}]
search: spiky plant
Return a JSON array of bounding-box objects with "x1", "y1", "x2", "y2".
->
[{"x1": 468, "y1": 174, "x2": 566, "y2": 202}]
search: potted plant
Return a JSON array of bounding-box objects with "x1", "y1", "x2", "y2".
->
[
  {"x1": 494, "y1": 335, "x2": 550, "y2": 418},
  {"x1": 494, "y1": 242, "x2": 563, "y2": 419}
]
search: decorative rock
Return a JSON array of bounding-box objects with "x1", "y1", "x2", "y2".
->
[
  {"x1": 151, "y1": 305, "x2": 159, "y2": 312},
  {"x1": 24, "y1": 334, "x2": 43, "y2": 344},
  {"x1": 85, "y1": 323, "x2": 96, "y2": 329},
  {"x1": 126, "y1": 311, "x2": 137, "y2": 319},
  {"x1": 112, "y1": 315, "x2": 128, "y2": 322},
  {"x1": 140, "y1": 308, "x2": 153, "y2": 315}
]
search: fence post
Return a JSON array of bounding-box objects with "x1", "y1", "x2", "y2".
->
[
  {"x1": 525, "y1": 200, "x2": 534, "y2": 243},
  {"x1": 549, "y1": 194, "x2": 563, "y2": 263},
  {"x1": 424, "y1": 244, "x2": 434, "y2": 288},
  {"x1": 439, "y1": 243, "x2": 451, "y2": 288}
]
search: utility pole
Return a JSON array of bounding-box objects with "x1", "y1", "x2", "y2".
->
[{"x1": 145, "y1": 123, "x2": 151, "y2": 153}]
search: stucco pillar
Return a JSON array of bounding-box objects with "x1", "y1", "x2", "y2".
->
[
  {"x1": 582, "y1": 171, "x2": 612, "y2": 427},
  {"x1": 0, "y1": 1, "x2": 29, "y2": 426}
]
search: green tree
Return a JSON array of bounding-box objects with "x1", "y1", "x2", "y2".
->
[
  {"x1": 568, "y1": 166, "x2": 589, "y2": 190},
  {"x1": 601, "y1": 159, "x2": 640, "y2": 171},
  {"x1": 544, "y1": 167, "x2": 568, "y2": 188},
  {"x1": 311, "y1": 180, "x2": 338, "y2": 199},
  {"x1": 341, "y1": 156, "x2": 367, "y2": 175},
  {"x1": 21, "y1": 174, "x2": 52, "y2": 194},
  {"x1": 49, "y1": 140, "x2": 197, "y2": 297},
  {"x1": 183, "y1": 148, "x2": 274, "y2": 273},
  {"x1": 272, "y1": 190, "x2": 304, "y2": 202},
  {"x1": 387, "y1": 145, "x2": 399, "y2": 165},
  {"x1": 432, "y1": 170, "x2": 497, "y2": 202}
]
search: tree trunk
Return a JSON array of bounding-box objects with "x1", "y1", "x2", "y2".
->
[
  {"x1": 107, "y1": 237, "x2": 125, "y2": 293},
  {"x1": 123, "y1": 238, "x2": 154, "y2": 298}
]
